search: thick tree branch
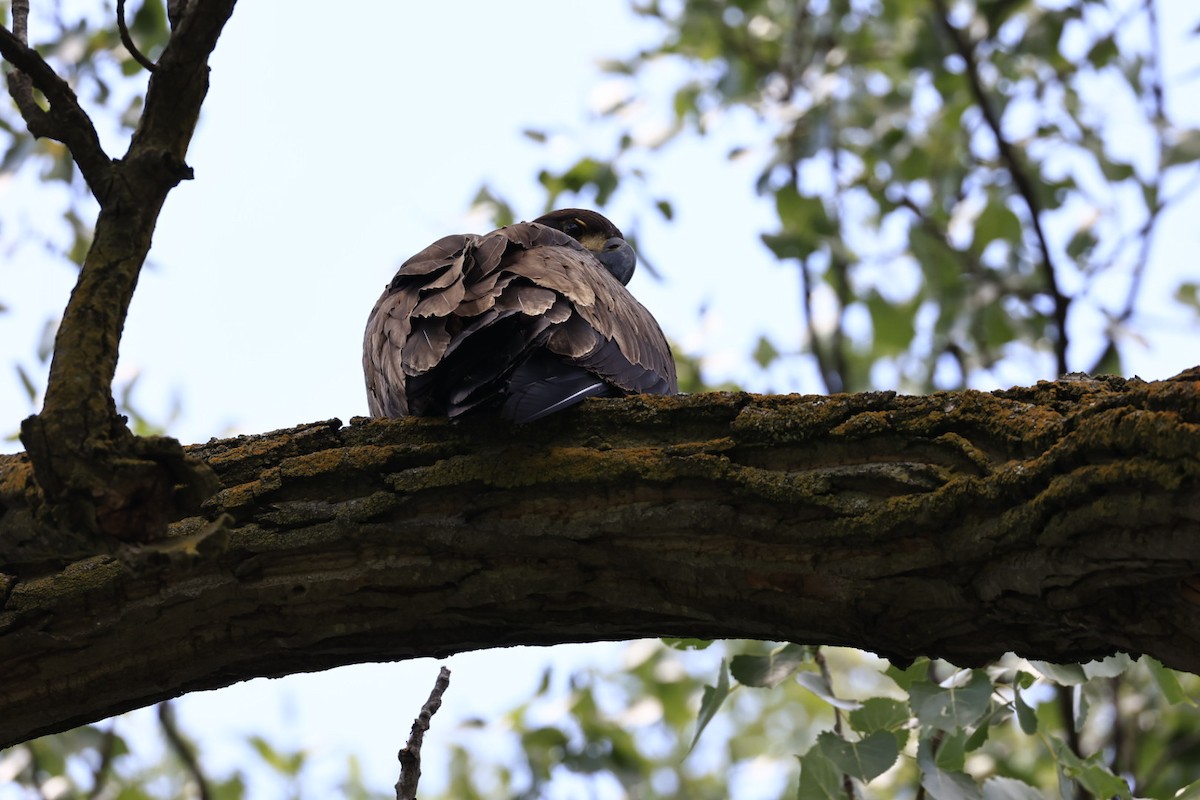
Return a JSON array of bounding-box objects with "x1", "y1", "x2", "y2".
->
[
  {"x1": 931, "y1": 0, "x2": 1071, "y2": 375},
  {"x1": 12, "y1": 0, "x2": 237, "y2": 552},
  {"x1": 1, "y1": 376, "x2": 1198, "y2": 748}
]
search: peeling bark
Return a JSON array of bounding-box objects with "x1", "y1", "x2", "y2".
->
[{"x1": 2, "y1": 372, "x2": 1198, "y2": 748}]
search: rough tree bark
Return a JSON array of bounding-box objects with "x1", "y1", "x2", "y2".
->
[
  {"x1": 2, "y1": 372, "x2": 1199, "y2": 748},
  {"x1": 1, "y1": 0, "x2": 235, "y2": 557},
  {"x1": 4, "y1": 0, "x2": 1200, "y2": 762}
]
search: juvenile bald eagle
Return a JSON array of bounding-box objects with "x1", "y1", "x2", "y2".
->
[{"x1": 363, "y1": 209, "x2": 677, "y2": 423}]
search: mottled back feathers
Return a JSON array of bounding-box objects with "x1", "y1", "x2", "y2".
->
[{"x1": 363, "y1": 211, "x2": 677, "y2": 421}]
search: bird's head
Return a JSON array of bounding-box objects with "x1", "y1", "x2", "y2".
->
[{"x1": 533, "y1": 208, "x2": 637, "y2": 285}]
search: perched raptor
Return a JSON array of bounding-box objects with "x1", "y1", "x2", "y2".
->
[{"x1": 363, "y1": 209, "x2": 677, "y2": 423}]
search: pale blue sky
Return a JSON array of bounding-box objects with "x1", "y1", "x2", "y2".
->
[{"x1": 2, "y1": 1, "x2": 1199, "y2": 796}]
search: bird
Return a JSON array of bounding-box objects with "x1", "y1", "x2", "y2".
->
[{"x1": 363, "y1": 208, "x2": 677, "y2": 423}]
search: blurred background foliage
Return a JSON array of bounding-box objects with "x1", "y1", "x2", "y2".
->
[{"x1": 4, "y1": 0, "x2": 1200, "y2": 797}]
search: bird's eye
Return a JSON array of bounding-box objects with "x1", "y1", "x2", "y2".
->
[{"x1": 562, "y1": 220, "x2": 583, "y2": 237}]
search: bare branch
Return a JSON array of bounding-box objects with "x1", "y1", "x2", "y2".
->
[
  {"x1": 931, "y1": 0, "x2": 1071, "y2": 376},
  {"x1": 158, "y1": 702, "x2": 212, "y2": 800},
  {"x1": 0, "y1": 23, "x2": 113, "y2": 193},
  {"x1": 117, "y1": 0, "x2": 158, "y2": 72},
  {"x1": 83, "y1": 725, "x2": 119, "y2": 800},
  {"x1": 396, "y1": 667, "x2": 452, "y2": 800}
]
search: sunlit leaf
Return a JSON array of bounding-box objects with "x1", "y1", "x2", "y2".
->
[
  {"x1": 885, "y1": 658, "x2": 929, "y2": 691},
  {"x1": 1144, "y1": 655, "x2": 1195, "y2": 706},
  {"x1": 661, "y1": 637, "x2": 713, "y2": 651},
  {"x1": 1082, "y1": 653, "x2": 1132, "y2": 679},
  {"x1": 1028, "y1": 661, "x2": 1087, "y2": 686},
  {"x1": 982, "y1": 776, "x2": 1044, "y2": 800},
  {"x1": 688, "y1": 659, "x2": 730, "y2": 753},
  {"x1": 797, "y1": 671, "x2": 863, "y2": 710},
  {"x1": 1173, "y1": 778, "x2": 1200, "y2": 800}
]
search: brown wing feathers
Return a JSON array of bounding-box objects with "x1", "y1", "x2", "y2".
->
[{"x1": 363, "y1": 209, "x2": 677, "y2": 421}]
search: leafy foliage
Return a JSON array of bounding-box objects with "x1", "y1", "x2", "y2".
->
[{"x1": 513, "y1": 0, "x2": 1200, "y2": 394}]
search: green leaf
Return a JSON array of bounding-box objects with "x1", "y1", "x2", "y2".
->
[
  {"x1": 1074, "y1": 684, "x2": 1088, "y2": 732},
  {"x1": 815, "y1": 730, "x2": 899, "y2": 782},
  {"x1": 247, "y1": 736, "x2": 306, "y2": 777},
  {"x1": 935, "y1": 729, "x2": 968, "y2": 771},
  {"x1": 751, "y1": 335, "x2": 781, "y2": 369},
  {"x1": 866, "y1": 292, "x2": 918, "y2": 355},
  {"x1": 776, "y1": 184, "x2": 834, "y2": 240},
  {"x1": 1172, "y1": 778, "x2": 1200, "y2": 800},
  {"x1": 908, "y1": 670, "x2": 992, "y2": 732},
  {"x1": 1085, "y1": 34, "x2": 1119, "y2": 67},
  {"x1": 1028, "y1": 661, "x2": 1087, "y2": 685},
  {"x1": 1049, "y1": 736, "x2": 1132, "y2": 799},
  {"x1": 796, "y1": 749, "x2": 845, "y2": 800},
  {"x1": 1082, "y1": 653, "x2": 1132, "y2": 679},
  {"x1": 1165, "y1": 129, "x2": 1200, "y2": 168},
  {"x1": 688, "y1": 659, "x2": 730, "y2": 753},
  {"x1": 917, "y1": 736, "x2": 983, "y2": 800},
  {"x1": 1097, "y1": 156, "x2": 1135, "y2": 182},
  {"x1": 797, "y1": 671, "x2": 863, "y2": 710},
  {"x1": 1013, "y1": 684, "x2": 1037, "y2": 735},
  {"x1": 964, "y1": 718, "x2": 991, "y2": 751},
  {"x1": 982, "y1": 776, "x2": 1044, "y2": 800},
  {"x1": 885, "y1": 658, "x2": 929, "y2": 691},
  {"x1": 661, "y1": 638, "x2": 713, "y2": 651},
  {"x1": 972, "y1": 199, "x2": 1022, "y2": 253},
  {"x1": 15, "y1": 364, "x2": 37, "y2": 402},
  {"x1": 848, "y1": 698, "x2": 911, "y2": 734},
  {"x1": 731, "y1": 643, "x2": 808, "y2": 688},
  {"x1": 760, "y1": 232, "x2": 813, "y2": 261},
  {"x1": 1144, "y1": 655, "x2": 1195, "y2": 705},
  {"x1": 1065, "y1": 229, "x2": 1097, "y2": 262},
  {"x1": 1176, "y1": 282, "x2": 1200, "y2": 315}
]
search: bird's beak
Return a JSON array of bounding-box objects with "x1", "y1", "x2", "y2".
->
[{"x1": 597, "y1": 237, "x2": 637, "y2": 285}]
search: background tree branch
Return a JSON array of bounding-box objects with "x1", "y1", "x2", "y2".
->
[{"x1": 2, "y1": 374, "x2": 1198, "y2": 749}]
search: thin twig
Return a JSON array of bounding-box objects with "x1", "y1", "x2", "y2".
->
[
  {"x1": 84, "y1": 724, "x2": 119, "y2": 800},
  {"x1": 814, "y1": 648, "x2": 856, "y2": 800},
  {"x1": 12, "y1": 0, "x2": 27, "y2": 41},
  {"x1": 1055, "y1": 686, "x2": 1091, "y2": 800},
  {"x1": 1084, "y1": 0, "x2": 1168, "y2": 374},
  {"x1": 396, "y1": 666, "x2": 452, "y2": 800},
  {"x1": 0, "y1": 21, "x2": 113, "y2": 192},
  {"x1": 117, "y1": 0, "x2": 157, "y2": 72},
  {"x1": 932, "y1": 0, "x2": 1070, "y2": 376},
  {"x1": 1114, "y1": 0, "x2": 1165, "y2": 328},
  {"x1": 158, "y1": 701, "x2": 212, "y2": 800}
]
